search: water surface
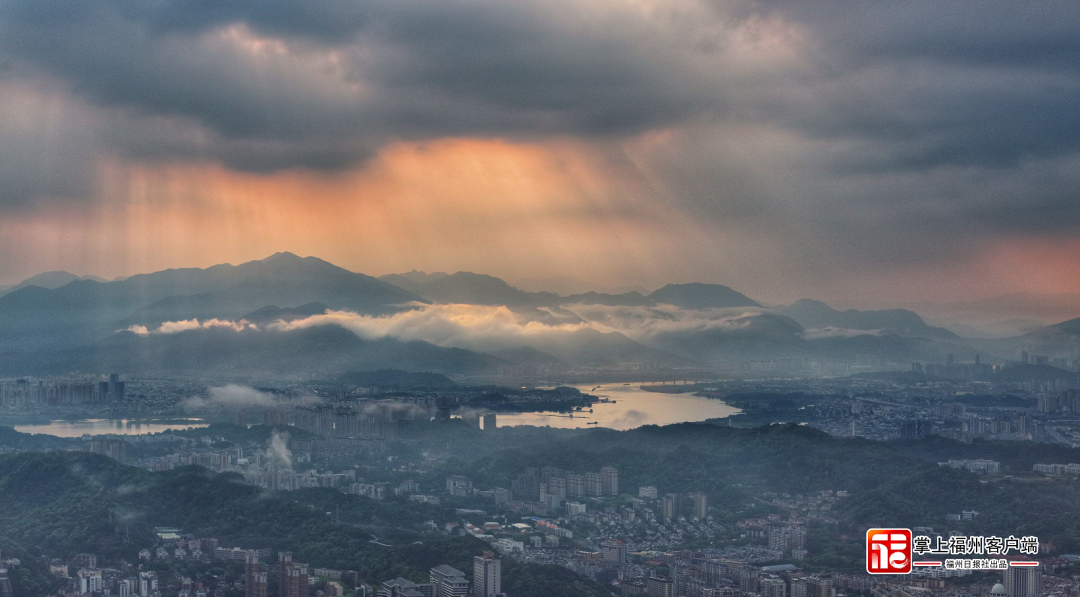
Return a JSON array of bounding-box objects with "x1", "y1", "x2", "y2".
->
[
  {"x1": 497, "y1": 384, "x2": 738, "y2": 430},
  {"x1": 13, "y1": 418, "x2": 208, "y2": 437}
]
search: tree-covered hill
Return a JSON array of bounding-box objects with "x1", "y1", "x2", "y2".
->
[{"x1": 0, "y1": 451, "x2": 613, "y2": 595}]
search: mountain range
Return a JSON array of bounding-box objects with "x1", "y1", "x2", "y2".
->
[
  {"x1": 776, "y1": 299, "x2": 958, "y2": 340},
  {"x1": 0, "y1": 252, "x2": 1077, "y2": 378},
  {"x1": 0, "y1": 271, "x2": 108, "y2": 296}
]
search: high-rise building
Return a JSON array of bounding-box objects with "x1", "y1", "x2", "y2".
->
[
  {"x1": 688, "y1": 492, "x2": 708, "y2": 519},
  {"x1": 548, "y1": 477, "x2": 567, "y2": 499},
  {"x1": 0, "y1": 566, "x2": 12, "y2": 597},
  {"x1": 429, "y1": 565, "x2": 469, "y2": 597},
  {"x1": 139, "y1": 571, "x2": 158, "y2": 597},
  {"x1": 646, "y1": 577, "x2": 674, "y2": 597},
  {"x1": 249, "y1": 572, "x2": 268, "y2": 597},
  {"x1": 278, "y1": 552, "x2": 308, "y2": 597},
  {"x1": 245, "y1": 551, "x2": 266, "y2": 597},
  {"x1": 761, "y1": 577, "x2": 786, "y2": 597},
  {"x1": 84, "y1": 439, "x2": 126, "y2": 463},
  {"x1": 473, "y1": 552, "x2": 501, "y2": 597},
  {"x1": 639, "y1": 486, "x2": 658, "y2": 499},
  {"x1": 482, "y1": 413, "x2": 496, "y2": 431},
  {"x1": 566, "y1": 473, "x2": 586, "y2": 498},
  {"x1": 601, "y1": 467, "x2": 619, "y2": 496},
  {"x1": 806, "y1": 577, "x2": 833, "y2": 597},
  {"x1": 899, "y1": 419, "x2": 932, "y2": 439},
  {"x1": 662, "y1": 494, "x2": 681, "y2": 520},
  {"x1": 78, "y1": 569, "x2": 103, "y2": 594},
  {"x1": 602, "y1": 539, "x2": 627, "y2": 565},
  {"x1": 108, "y1": 373, "x2": 126, "y2": 401},
  {"x1": 790, "y1": 525, "x2": 806, "y2": 550},
  {"x1": 511, "y1": 468, "x2": 540, "y2": 501},
  {"x1": 769, "y1": 526, "x2": 790, "y2": 551},
  {"x1": 585, "y1": 472, "x2": 603, "y2": 496},
  {"x1": 447, "y1": 476, "x2": 474, "y2": 497},
  {"x1": 1003, "y1": 567, "x2": 1041, "y2": 597},
  {"x1": 738, "y1": 568, "x2": 760, "y2": 594}
]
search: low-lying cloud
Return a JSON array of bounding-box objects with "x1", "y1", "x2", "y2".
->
[
  {"x1": 264, "y1": 430, "x2": 293, "y2": 471},
  {"x1": 125, "y1": 319, "x2": 256, "y2": 335},
  {"x1": 181, "y1": 384, "x2": 321, "y2": 411},
  {"x1": 270, "y1": 304, "x2": 593, "y2": 353},
  {"x1": 140, "y1": 303, "x2": 807, "y2": 359}
]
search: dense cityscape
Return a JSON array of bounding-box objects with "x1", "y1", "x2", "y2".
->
[{"x1": 1, "y1": 353, "x2": 1079, "y2": 597}]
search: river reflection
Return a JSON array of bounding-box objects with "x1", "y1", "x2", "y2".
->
[
  {"x1": 497, "y1": 384, "x2": 739, "y2": 430},
  {"x1": 13, "y1": 418, "x2": 208, "y2": 437}
]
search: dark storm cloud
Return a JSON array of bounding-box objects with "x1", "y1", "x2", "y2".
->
[
  {"x1": 743, "y1": 1, "x2": 1080, "y2": 170},
  {"x1": 767, "y1": 0, "x2": 1080, "y2": 69},
  {"x1": 0, "y1": 0, "x2": 711, "y2": 176},
  {"x1": 1, "y1": 0, "x2": 1077, "y2": 170},
  {"x1": 1, "y1": 0, "x2": 1080, "y2": 257}
]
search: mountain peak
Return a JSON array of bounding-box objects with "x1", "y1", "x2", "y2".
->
[
  {"x1": 261, "y1": 251, "x2": 306, "y2": 263},
  {"x1": 648, "y1": 283, "x2": 760, "y2": 309},
  {"x1": 0, "y1": 271, "x2": 107, "y2": 296}
]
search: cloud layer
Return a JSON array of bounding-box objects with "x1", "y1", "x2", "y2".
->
[
  {"x1": 2, "y1": 0, "x2": 1079, "y2": 303},
  {"x1": 139, "y1": 304, "x2": 876, "y2": 361},
  {"x1": 181, "y1": 384, "x2": 321, "y2": 411}
]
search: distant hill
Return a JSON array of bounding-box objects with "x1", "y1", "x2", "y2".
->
[
  {"x1": 918, "y1": 292, "x2": 1080, "y2": 328},
  {"x1": 518, "y1": 327, "x2": 692, "y2": 368},
  {"x1": 422, "y1": 272, "x2": 555, "y2": 306},
  {"x1": 0, "y1": 255, "x2": 1023, "y2": 377},
  {"x1": 0, "y1": 325, "x2": 505, "y2": 377},
  {"x1": 377, "y1": 270, "x2": 449, "y2": 295},
  {"x1": 1054, "y1": 317, "x2": 1080, "y2": 336},
  {"x1": 241, "y1": 303, "x2": 330, "y2": 325},
  {"x1": 335, "y1": 369, "x2": 457, "y2": 389},
  {"x1": 379, "y1": 271, "x2": 570, "y2": 309},
  {"x1": 382, "y1": 274, "x2": 764, "y2": 312},
  {"x1": 970, "y1": 316, "x2": 1080, "y2": 361},
  {"x1": 937, "y1": 318, "x2": 1047, "y2": 339},
  {"x1": 513, "y1": 275, "x2": 650, "y2": 296},
  {"x1": 778, "y1": 299, "x2": 958, "y2": 340},
  {"x1": 647, "y1": 283, "x2": 760, "y2": 309},
  {"x1": 0, "y1": 253, "x2": 425, "y2": 353},
  {"x1": 120, "y1": 253, "x2": 424, "y2": 327},
  {"x1": 648, "y1": 312, "x2": 804, "y2": 363},
  {"x1": 0, "y1": 271, "x2": 107, "y2": 296},
  {"x1": 390, "y1": 270, "x2": 450, "y2": 284},
  {"x1": 562, "y1": 291, "x2": 654, "y2": 306},
  {"x1": 642, "y1": 309, "x2": 985, "y2": 366}
]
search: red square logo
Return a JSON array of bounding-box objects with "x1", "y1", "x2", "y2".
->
[{"x1": 867, "y1": 528, "x2": 912, "y2": 574}]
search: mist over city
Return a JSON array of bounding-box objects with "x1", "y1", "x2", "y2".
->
[{"x1": 1, "y1": 1, "x2": 1079, "y2": 597}]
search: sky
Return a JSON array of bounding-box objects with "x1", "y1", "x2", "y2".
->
[{"x1": 1, "y1": 0, "x2": 1078, "y2": 307}]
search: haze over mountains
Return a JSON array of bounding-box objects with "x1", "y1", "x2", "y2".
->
[
  {"x1": 0, "y1": 253, "x2": 1077, "y2": 378},
  {"x1": 0, "y1": 271, "x2": 108, "y2": 296}
]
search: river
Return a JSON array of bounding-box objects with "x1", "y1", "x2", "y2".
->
[
  {"x1": 12, "y1": 418, "x2": 209, "y2": 438},
  {"x1": 496, "y1": 383, "x2": 739, "y2": 430},
  {"x1": 10, "y1": 385, "x2": 736, "y2": 436}
]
